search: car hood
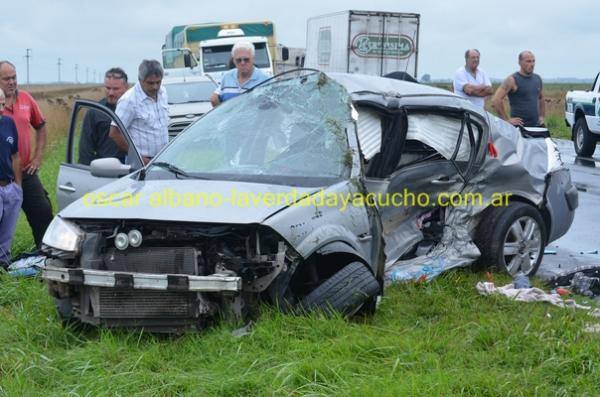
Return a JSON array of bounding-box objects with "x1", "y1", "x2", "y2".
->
[
  {"x1": 168, "y1": 102, "x2": 212, "y2": 117},
  {"x1": 59, "y1": 177, "x2": 321, "y2": 224}
]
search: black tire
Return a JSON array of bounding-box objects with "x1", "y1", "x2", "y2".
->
[
  {"x1": 299, "y1": 262, "x2": 380, "y2": 316},
  {"x1": 474, "y1": 202, "x2": 546, "y2": 276},
  {"x1": 573, "y1": 117, "x2": 597, "y2": 157}
]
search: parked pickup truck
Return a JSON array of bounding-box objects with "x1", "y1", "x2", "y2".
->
[{"x1": 565, "y1": 73, "x2": 600, "y2": 156}]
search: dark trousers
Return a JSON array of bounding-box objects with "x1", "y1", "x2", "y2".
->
[{"x1": 22, "y1": 172, "x2": 53, "y2": 248}]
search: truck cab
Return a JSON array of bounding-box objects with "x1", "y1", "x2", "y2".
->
[{"x1": 199, "y1": 29, "x2": 274, "y2": 83}]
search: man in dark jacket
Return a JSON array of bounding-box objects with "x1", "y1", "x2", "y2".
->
[{"x1": 78, "y1": 68, "x2": 129, "y2": 165}]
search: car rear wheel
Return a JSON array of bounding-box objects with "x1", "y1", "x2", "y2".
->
[
  {"x1": 573, "y1": 117, "x2": 597, "y2": 157},
  {"x1": 475, "y1": 202, "x2": 546, "y2": 276},
  {"x1": 299, "y1": 261, "x2": 380, "y2": 316}
]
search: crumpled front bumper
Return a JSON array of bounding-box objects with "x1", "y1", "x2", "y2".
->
[{"x1": 43, "y1": 267, "x2": 241, "y2": 292}]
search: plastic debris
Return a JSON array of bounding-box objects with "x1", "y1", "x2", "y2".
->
[
  {"x1": 231, "y1": 321, "x2": 254, "y2": 338},
  {"x1": 555, "y1": 288, "x2": 571, "y2": 296},
  {"x1": 387, "y1": 257, "x2": 446, "y2": 282},
  {"x1": 513, "y1": 272, "x2": 531, "y2": 289},
  {"x1": 584, "y1": 324, "x2": 600, "y2": 333},
  {"x1": 579, "y1": 250, "x2": 599, "y2": 255},
  {"x1": 7, "y1": 255, "x2": 46, "y2": 277},
  {"x1": 543, "y1": 249, "x2": 557, "y2": 255},
  {"x1": 570, "y1": 272, "x2": 600, "y2": 297}
]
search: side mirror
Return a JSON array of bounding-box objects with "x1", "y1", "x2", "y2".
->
[
  {"x1": 184, "y1": 53, "x2": 192, "y2": 68},
  {"x1": 90, "y1": 158, "x2": 131, "y2": 178},
  {"x1": 281, "y1": 47, "x2": 289, "y2": 61}
]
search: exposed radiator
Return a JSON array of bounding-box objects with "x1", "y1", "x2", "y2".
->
[
  {"x1": 98, "y1": 288, "x2": 196, "y2": 318},
  {"x1": 102, "y1": 247, "x2": 199, "y2": 274}
]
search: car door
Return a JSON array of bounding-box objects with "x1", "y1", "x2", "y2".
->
[
  {"x1": 361, "y1": 107, "x2": 485, "y2": 264},
  {"x1": 56, "y1": 100, "x2": 143, "y2": 210}
]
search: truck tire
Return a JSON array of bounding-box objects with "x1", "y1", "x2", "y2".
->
[
  {"x1": 299, "y1": 262, "x2": 380, "y2": 316},
  {"x1": 474, "y1": 202, "x2": 546, "y2": 277},
  {"x1": 573, "y1": 117, "x2": 597, "y2": 157}
]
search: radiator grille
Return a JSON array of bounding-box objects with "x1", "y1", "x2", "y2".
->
[
  {"x1": 98, "y1": 289, "x2": 196, "y2": 318},
  {"x1": 102, "y1": 247, "x2": 198, "y2": 274},
  {"x1": 168, "y1": 120, "x2": 194, "y2": 137}
]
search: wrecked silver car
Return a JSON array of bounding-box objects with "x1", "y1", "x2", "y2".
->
[{"x1": 41, "y1": 71, "x2": 577, "y2": 332}]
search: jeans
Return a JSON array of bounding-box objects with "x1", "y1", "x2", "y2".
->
[{"x1": 0, "y1": 182, "x2": 23, "y2": 265}]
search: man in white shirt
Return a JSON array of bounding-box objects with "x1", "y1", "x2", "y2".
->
[
  {"x1": 453, "y1": 49, "x2": 493, "y2": 109},
  {"x1": 109, "y1": 59, "x2": 169, "y2": 164}
]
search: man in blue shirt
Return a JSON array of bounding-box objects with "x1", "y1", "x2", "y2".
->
[
  {"x1": 0, "y1": 88, "x2": 22, "y2": 267},
  {"x1": 210, "y1": 41, "x2": 269, "y2": 106}
]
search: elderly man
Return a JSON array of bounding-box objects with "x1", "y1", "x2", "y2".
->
[
  {"x1": 0, "y1": 60, "x2": 53, "y2": 248},
  {"x1": 79, "y1": 68, "x2": 129, "y2": 165},
  {"x1": 109, "y1": 60, "x2": 168, "y2": 164},
  {"x1": 210, "y1": 41, "x2": 269, "y2": 106},
  {"x1": 453, "y1": 49, "x2": 493, "y2": 109},
  {"x1": 492, "y1": 51, "x2": 545, "y2": 127}
]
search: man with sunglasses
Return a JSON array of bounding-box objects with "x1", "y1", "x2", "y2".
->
[
  {"x1": 0, "y1": 60, "x2": 53, "y2": 248},
  {"x1": 210, "y1": 41, "x2": 269, "y2": 106}
]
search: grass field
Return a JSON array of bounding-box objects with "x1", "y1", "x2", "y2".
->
[{"x1": 2, "y1": 84, "x2": 598, "y2": 396}]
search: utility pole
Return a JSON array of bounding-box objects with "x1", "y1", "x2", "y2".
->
[
  {"x1": 75, "y1": 64, "x2": 79, "y2": 83},
  {"x1": 93, "y1": 69, "x2": 97, "y2": 84},
  {"x1": 57, "y1": 57, "x2": 62, "y2": 83},
  {"x1": 86, "y1": 67, "x2": 89, "y2": 83},
  {"x1": 24, "y1": 49, "x2": 32, "y2": 84}
]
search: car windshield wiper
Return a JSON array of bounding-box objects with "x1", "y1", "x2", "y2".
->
[{"x1": 149, "y1": 161, "x2": 210, "y2": 180}]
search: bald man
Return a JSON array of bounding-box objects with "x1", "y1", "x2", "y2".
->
[{"x1": 492, "y1": 51, "x2": 545, "y2": 127}]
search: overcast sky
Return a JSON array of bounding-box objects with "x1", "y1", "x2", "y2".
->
[{"x1": 2, "y1": 0, "x2": 597, "y2": 83}]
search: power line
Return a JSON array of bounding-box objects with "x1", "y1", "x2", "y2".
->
[
  {"x1": 24, "y1": 49, "x2": 32, "y2": 84},
  {"x1": 57, "y1": 57, "x2": 62, "y2": 83}
]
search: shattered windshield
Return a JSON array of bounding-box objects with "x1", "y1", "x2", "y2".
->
[{"x1": 153, "y1": 72, "x2": 353, "y2": 186}]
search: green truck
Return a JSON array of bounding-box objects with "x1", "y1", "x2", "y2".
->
[{"x1": 162, "y1": 21, "x2": 281, "y2": 82}]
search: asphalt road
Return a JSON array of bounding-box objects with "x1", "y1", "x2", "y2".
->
[{"x1": 537, "y1": 139, "x2": 600, "y2": 280}]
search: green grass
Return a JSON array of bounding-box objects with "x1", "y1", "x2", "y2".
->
[
  {"x1": 1, "y1": 271, "x2": 599, "y2": 396},
  {"x1": 3, "y1": 88, "x2": 596, "y2": 395}
]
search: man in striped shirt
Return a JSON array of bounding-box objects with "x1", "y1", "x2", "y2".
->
[{"x1": 109, "y1": 60, "x2": 169, "y2": 164}]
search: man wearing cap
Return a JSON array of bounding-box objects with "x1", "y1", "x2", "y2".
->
[
  {"x1": 0, "y1": 60, "x2": 53, "y2": 248},
  {"x1": 210, "y1": 41, "x2": 269, "y2": 106}
]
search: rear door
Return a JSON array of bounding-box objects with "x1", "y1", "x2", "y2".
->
[
  {"x1": 56, "y1": 100, "x2": 143, "y2": 210},
  {"x1": 361, "y1": 108, "x2": 485, "y2": 263}
]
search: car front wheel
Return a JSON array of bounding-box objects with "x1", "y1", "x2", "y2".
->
[
  {"x1": 299, "y1": 261, "x2": 380, "y2": 316},
  {"x1": 475, "y1": 202, "x2": 546, "y2": 276},
  {"x1": 573, "y1": 117, "x2": 597, "y2": 157}
]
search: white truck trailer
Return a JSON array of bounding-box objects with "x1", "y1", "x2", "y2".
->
[{"x1": 304, "y1": 10, "x2": 420, "y2": 78}]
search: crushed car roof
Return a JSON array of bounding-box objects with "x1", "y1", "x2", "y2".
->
[{"x1": 326, "y1": 72, "x2": 486, "y2": 117}]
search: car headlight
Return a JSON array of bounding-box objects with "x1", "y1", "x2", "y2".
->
[{"x1": 42, "y1": 217, "x2": 84, "y2": 253}]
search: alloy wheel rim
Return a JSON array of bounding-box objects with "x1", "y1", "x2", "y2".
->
[
  {"x1": 502, "y1": 216, "x2": 542, "y2": 275},
  {"x1": 576, "y1": 126, "x2": 584, "y2": 150}
]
